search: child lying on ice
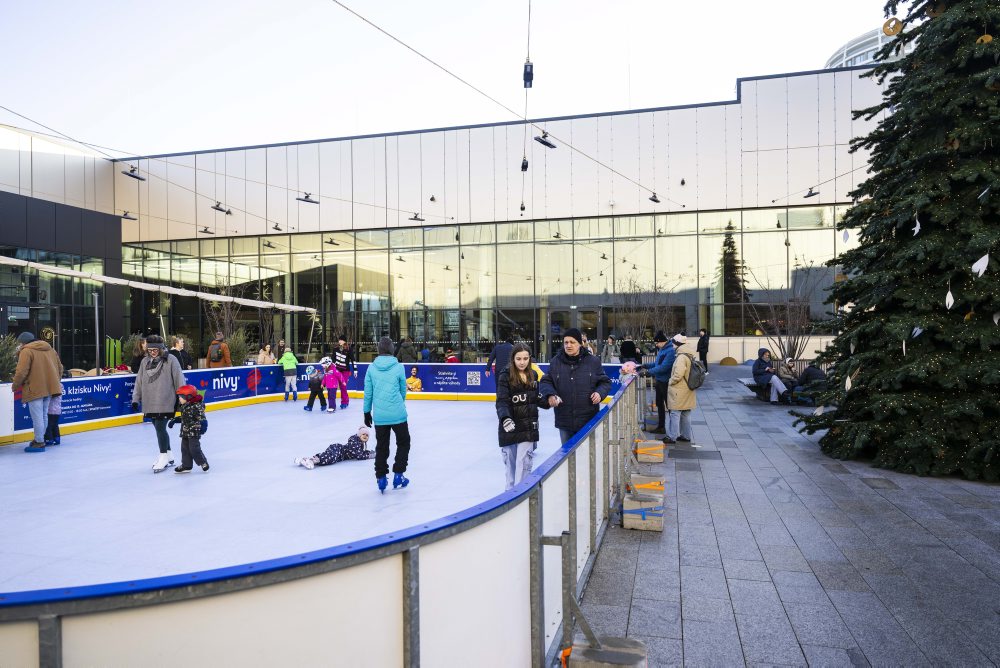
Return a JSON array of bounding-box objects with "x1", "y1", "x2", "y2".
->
[{"x1": 293, "y1": 426, "x2": 374, "y2": 469}]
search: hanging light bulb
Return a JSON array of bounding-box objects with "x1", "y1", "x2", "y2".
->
[
  {"x1": 521, "y1": 157, "x2": 529, "y2": 172},
  {"x1": 523, "y1": 59, "x2": 533, "y2": 88}
]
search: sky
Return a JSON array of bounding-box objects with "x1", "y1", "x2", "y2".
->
[{"x1": 0, "y1": 0, "x2": 888, "y2": 157}]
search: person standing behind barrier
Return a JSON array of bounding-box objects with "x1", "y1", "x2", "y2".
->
[
  {"x1": 601, "y1": 335, "x2": 620, "y2": 363},
  {"x1": 205, "y1": 332, "x2": 232, "y2": 368},
  {"x1": 397, "y1": 336, "x2": 419, "y2": 363},
  {"x1": 667, "y1": 339, "x2": 697, "y2": 444},
  {"x1": 640, "y1": 332, "x2": 675, "y2": 435},
  {"x1": 129, "y1": 336, "x2": 147, "y2": 374},
  {"x1": 257, "y1": 343, "x2": 276, "y2": 365},
  {"x1": 696, "y1": 329, "x2": 710, "y2": 374},
  {"x1": 277, "y1": 346, "x2": 299, "y2": 401},
  {"x1": 495, "y1": 343, "x2": 549, "y2": 490},
  {"x1": 364, "y1": 336, "x2": 411, "y2": 494},
  {"x1": 333, "y1": 335, "x2": 356, "y2": 409},
  {"x1": 131, "y1": 335, "x2": 185, "y2": 472},
  {"x1": 485, "y1": 335, "x2": 514, "y2": 378},
  {"x1": 539, "y1": 328, "x2": 611, "y2": 444},
  {"x1": 619, "y1": 337, "x2": 640, "y2": 366},
  {"x1": 12, "y1": 331, "x2": 63, "y2": 453},
  {"x1": 168, "y1": 336, "x2": 194, "y2": 371}
]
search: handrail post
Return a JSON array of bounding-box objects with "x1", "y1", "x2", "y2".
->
[
  {"x1": 529, "y1": 488, "x2": 545, "y2": 667},
  {"x1": 588, "y1": 432, "x2": 597, "y2": 555}
]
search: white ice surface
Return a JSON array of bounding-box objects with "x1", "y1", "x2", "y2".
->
[{"x1": 0, "y1": 399, "x2": 566, "y2": 593}]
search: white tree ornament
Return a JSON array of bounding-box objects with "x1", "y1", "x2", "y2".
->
[
  {"x1": 850, "y1": 342, "x2": 856, "y2": 354},
  {"x1": 845, "y1": 376, "x2": 852, "y2": 391},
  {"x1": 994, "y1": 312, "x2": 1000, "y2": 326},
  {"x1": 972, "y1": 254, "x2": 990, "y2": 278},
  {"x1": 813, "y1": 405, "x2": 825, "y2": 416},
  {"x1": 945, "y1": 290, "x2": 955, "y2": 310},
  {"x1": 912, "y1": 326, "x2": 924, "y2": 338},
  {"x1": 842, "y1": 230, "x2": 850, "y2": 243},
  {"x1": 913, "y1": 214, "x2": 921, "y2": 236},
  {"x1": 903, "y1": 340, "x2": 906, "y2": 356}
]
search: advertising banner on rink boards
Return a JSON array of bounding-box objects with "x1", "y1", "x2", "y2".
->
[{"x1": 9, "y1": 362, "x2": 624, "y2": 430}]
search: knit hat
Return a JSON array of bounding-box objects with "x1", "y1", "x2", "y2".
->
[
  {"x1": 377, "y1": 336, "x2": 394, "y2": 356},
  {"x1": 146, "y1": 334, "x2": 167, "y2": 351},
  {"x1": 671, "y1": 334, "x2": 687, "y2": 345},
  {"x1": 358, "y1": 426, "x2": 371, "y2": 437},
  {"x1": 653, "y1": 331, "x2": 668, "y2": 343},
  {"x1": 16, "y1": 331, "x2": 35, "y2": 344},
  {"x1": 563, "y1": 328, "x2": 583, "y2": 344}
]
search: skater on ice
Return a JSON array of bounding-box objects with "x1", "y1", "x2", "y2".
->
[
  {"x1": 304, "y1": 358, "x2": 329, "y2": 412},
  {"x1": 363, "y1": 336, "x2": 411, "y2": 493},
  {"x1": 277, "y1": 345, "x2": 299, "y2": 401},
  {"x1": 332, "y1": 335, "x2": 356, "y2": 409},
  {"x1": 169, "y1": 385, "x2": 209, "y2": 473},
  {"x1": 495, "y1": 343, "x2": 549, "y2": 490},
  {"x1": 130, "y1": 334, "x2": 185, "y2": 472},
  {"x1": 293, "y1": 426, "x2": 374, "y2": 469},
  {"x1": 322, "y1": 357, "x2": 341, "y2": 412}
]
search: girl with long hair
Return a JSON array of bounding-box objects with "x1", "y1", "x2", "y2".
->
[{"x1": 494, "y1": 343, "x2": 549, "y2": 490}]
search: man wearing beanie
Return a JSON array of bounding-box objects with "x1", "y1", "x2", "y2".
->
[
  {"x1": 12, "y1": 331, "x2": 64, "y2": 452},
  {"x1": 640, "y1": 331, "x2": 675, "y2": 435},
  {"x1": 539, "y1": 328, "x2": 611, "y2": 444}
]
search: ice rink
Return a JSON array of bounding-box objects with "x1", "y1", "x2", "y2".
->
[{"x1": 0, "y1": 398, "x2": 570, "y2": 594}]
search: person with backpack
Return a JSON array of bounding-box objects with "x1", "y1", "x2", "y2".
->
[
  {"x1": 205, "y1": 332, "x2": 232, "y2": 369},
  {"x1": 666, "y1": 334, "x2": 701, "y2": 444}
]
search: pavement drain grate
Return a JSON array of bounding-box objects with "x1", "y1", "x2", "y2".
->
[
  {"x1": 861, "y1": 477, "x2": 901, "y2": 490},
  {"x1": 674, "y1": 461, "x2": 702, "y2": 471},
  {"x1": 668, "y1": 450, "x2": 723, "y2": 460},
  {"x1": 822, "y1": 462, "x2": 850, "y2": 474}
]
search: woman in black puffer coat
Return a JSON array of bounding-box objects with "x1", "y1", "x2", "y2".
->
[{"x1": 496, "y1": 343, "x2": 550, "y2": 490}]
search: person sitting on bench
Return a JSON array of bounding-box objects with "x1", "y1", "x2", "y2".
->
[{"x1": 752, "y1": 349, "x2": 789, "y2": 405}]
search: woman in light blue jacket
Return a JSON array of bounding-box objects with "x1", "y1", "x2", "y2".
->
[{"x1": 363, "y1": 337, "x2": 410, "y2": 493}]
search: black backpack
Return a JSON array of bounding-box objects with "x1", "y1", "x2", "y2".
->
[
  {"x1": 682, "y1": 353, "x2": 706, "y2": 390},
  {"x1": 209, "y1": 343, "x2": 223, "y2": 363}
]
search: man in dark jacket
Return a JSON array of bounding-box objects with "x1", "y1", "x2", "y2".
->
[
  {"x1": 696, "y1": 329, "x2": 710, "y2": 373},
  {"x1": 640, "y1": 331, "x2": 675, "y2": 434},
  {"x1": 618, "y1": 337, "x2": 640, "y2": 365},
  {"x1": 752, "y1": 348, "x2": 789, "y2": 404},
  {"x1": 539, "y1": 328, "x2": 612, "y2": 443},
  {"x1": 396, "y1": 337, "x2": 419, "y2": 363},
  {"x1": 486, "y1": 335, "x2": 515, "y2": 378}
]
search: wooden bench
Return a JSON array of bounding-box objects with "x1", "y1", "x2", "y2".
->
[{"x1": 738, "y1": 378, "x2": 771, "y2": 403}]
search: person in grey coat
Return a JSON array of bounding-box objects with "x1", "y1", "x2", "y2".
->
[{"x1": 131, "y1": 334, "x2": 186, "y2": 472}]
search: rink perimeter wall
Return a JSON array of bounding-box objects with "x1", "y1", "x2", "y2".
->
[
  {"x1": 0, "y1": 365, "x2": 639, "y2": 667},
  {"x1": 0, "y1": 362, "x2": 624, "y2": 445}
]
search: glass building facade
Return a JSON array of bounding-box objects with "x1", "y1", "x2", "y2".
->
[{"x1": 122, "y1": 204, "x2": 852, "y2": 361}]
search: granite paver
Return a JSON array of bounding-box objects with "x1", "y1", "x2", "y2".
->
[{"x1": 575, "y1": 365, "x2": 999, "y2": 666}]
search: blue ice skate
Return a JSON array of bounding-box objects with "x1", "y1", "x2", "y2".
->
[
  {"x1": 303, "y1": 406, "x2": 312, "y2": 412},
  {"x1": 393, "y1": 473, "x2": 410, "y2": 490},
  {"x1": 377, "y1": 476, "x2": 388, "y2": 494}
]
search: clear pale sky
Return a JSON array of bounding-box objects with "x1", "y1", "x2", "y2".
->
[{"x1": 0, "y1": 0, "x2": 887, "y2": 157}]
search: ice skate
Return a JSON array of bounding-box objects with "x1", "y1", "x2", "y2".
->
[
  {"x1": 201, "y1": 462, "x2": 210, "y2": 472},
  {"x1": 152, "y1": 453, "x2": 174, "y2": 473},
  {"x1": 24, "y1": 442, "x2": 45, "y2": 453},
  {"x1": 174, "y1": 466, "x2": 192, "y2": 474},
  {"x1": 303, "y1": 406, "x2": 312, "y2": 412},
  {"x1": 377, "y1": 476, "x2": 388, "y2": 494},
  {"x1": 340, "y1": 404, "x2": 348, "y2": 410},
  {"x1": 325, "y1": 407, "x2": 335, "y2": 413},
  {"x1": 393, "y1": 473, "x2": 410, "y2": 490},
  {"x1": 284, "y1": 391, "x2": 289, "y2": 402}
]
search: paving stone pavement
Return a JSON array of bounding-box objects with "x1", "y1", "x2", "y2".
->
[{"x1": 576, "y1": 364, "x2": 1000, "y2": 667}]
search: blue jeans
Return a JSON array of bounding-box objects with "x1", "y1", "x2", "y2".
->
[
  {"x1": 667, "y1": 410, "x2": 692, "y2": 441},
  {"x1": 27, "y1": 396, "x2": 51, "y2": 444},
  {"x1": 559, "y1": 428, "x2": 576, "y2": 444}
]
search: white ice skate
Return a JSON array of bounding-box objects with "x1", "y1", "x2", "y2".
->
[{"x1": 152, "y1": 453, "x2": 174, "y2": 473}]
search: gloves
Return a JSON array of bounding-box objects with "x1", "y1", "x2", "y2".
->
[
  {"x1": 200, "y1": 419, "x2": 209, "y2": 435},
  {"x1": 502, "y1": 418, "x2": 516, "y2": 433},
  {"x1": 364, "y1": 412, "x2": 373, "y2": 428},
  {"x1": 167, "y1": 418, "x2": 178, "y2": 429},
  {"x1": 131, "y1": 402, "x2": 139, "y2": 411}
]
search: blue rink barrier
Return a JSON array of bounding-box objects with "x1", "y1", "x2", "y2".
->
[
  {"x1": 0, "y1": 366, "x2": 640, "y2": 667},
  {"x1": 8, "y1": 362, "x2": 622, "y2": 433}
]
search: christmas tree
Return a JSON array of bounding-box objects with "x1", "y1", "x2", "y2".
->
[{"x1": 798, "y1": 0, "x2": 1000, "y2": 480}]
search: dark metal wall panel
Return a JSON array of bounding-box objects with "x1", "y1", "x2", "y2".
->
[
  {"x1": 0, "y1": 190, "x2": 28, "y2": 247},
  {"x1": 80, "y1": 209, "x2": 107, "y2": 258},
  {"x1": 25, "y1": 198, "x2": 56, "y2": 250},
  {"x1": 54, "y1": 203, "x2": 82, "y2": 254}
]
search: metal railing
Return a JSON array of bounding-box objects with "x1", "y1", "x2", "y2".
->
[{"x1": 0, "y1": 378, "x2": 642, "y2": 667}]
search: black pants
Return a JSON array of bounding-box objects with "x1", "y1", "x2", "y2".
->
[
  {"x1": 374, "y1": 422, "x2": 411, "y2": 479},
  {"x1": 654, "y1": 380, "x2": 668, "y2": 429},
  {"x1": 181, "y1": 435, "x2": 207, "y2": 468},
  {"x1": 699, "y1": 351, "x2": 708, "y2": 368},
  {"x1": 44, "y1": 414, "x2": 61, "y2": 442},
  {"x1": 307, "y1": 387, "x2": 327, "y2": 409}
]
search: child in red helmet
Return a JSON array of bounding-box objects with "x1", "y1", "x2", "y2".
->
[{"x1": 169, "y1": 384, "x2": 209, "y2": 473}]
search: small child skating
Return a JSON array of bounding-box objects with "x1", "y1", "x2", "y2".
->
[
  {"x1": 294, "y1": 426, "x2": 374, "y2": 469},
  {"x1": 322, "y1": 358, "x2": 340, "y2": 413},
  {"x1": 304, "y1": 358, "x2": 330, "y2": 412},
  {"x1": 44, "y1": 389, "x2": 62, "y2": 446},
  {"x1": 169, "y1": 385, "x2": 209, "y2": 473}
]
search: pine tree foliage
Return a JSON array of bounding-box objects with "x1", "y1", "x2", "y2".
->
[
  {"x1": 798, "y1": 0, "x2": 1000, "y2": 480},
  {"x1": 717, "y1": 221, "x2": 751, "y2": 333}
]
